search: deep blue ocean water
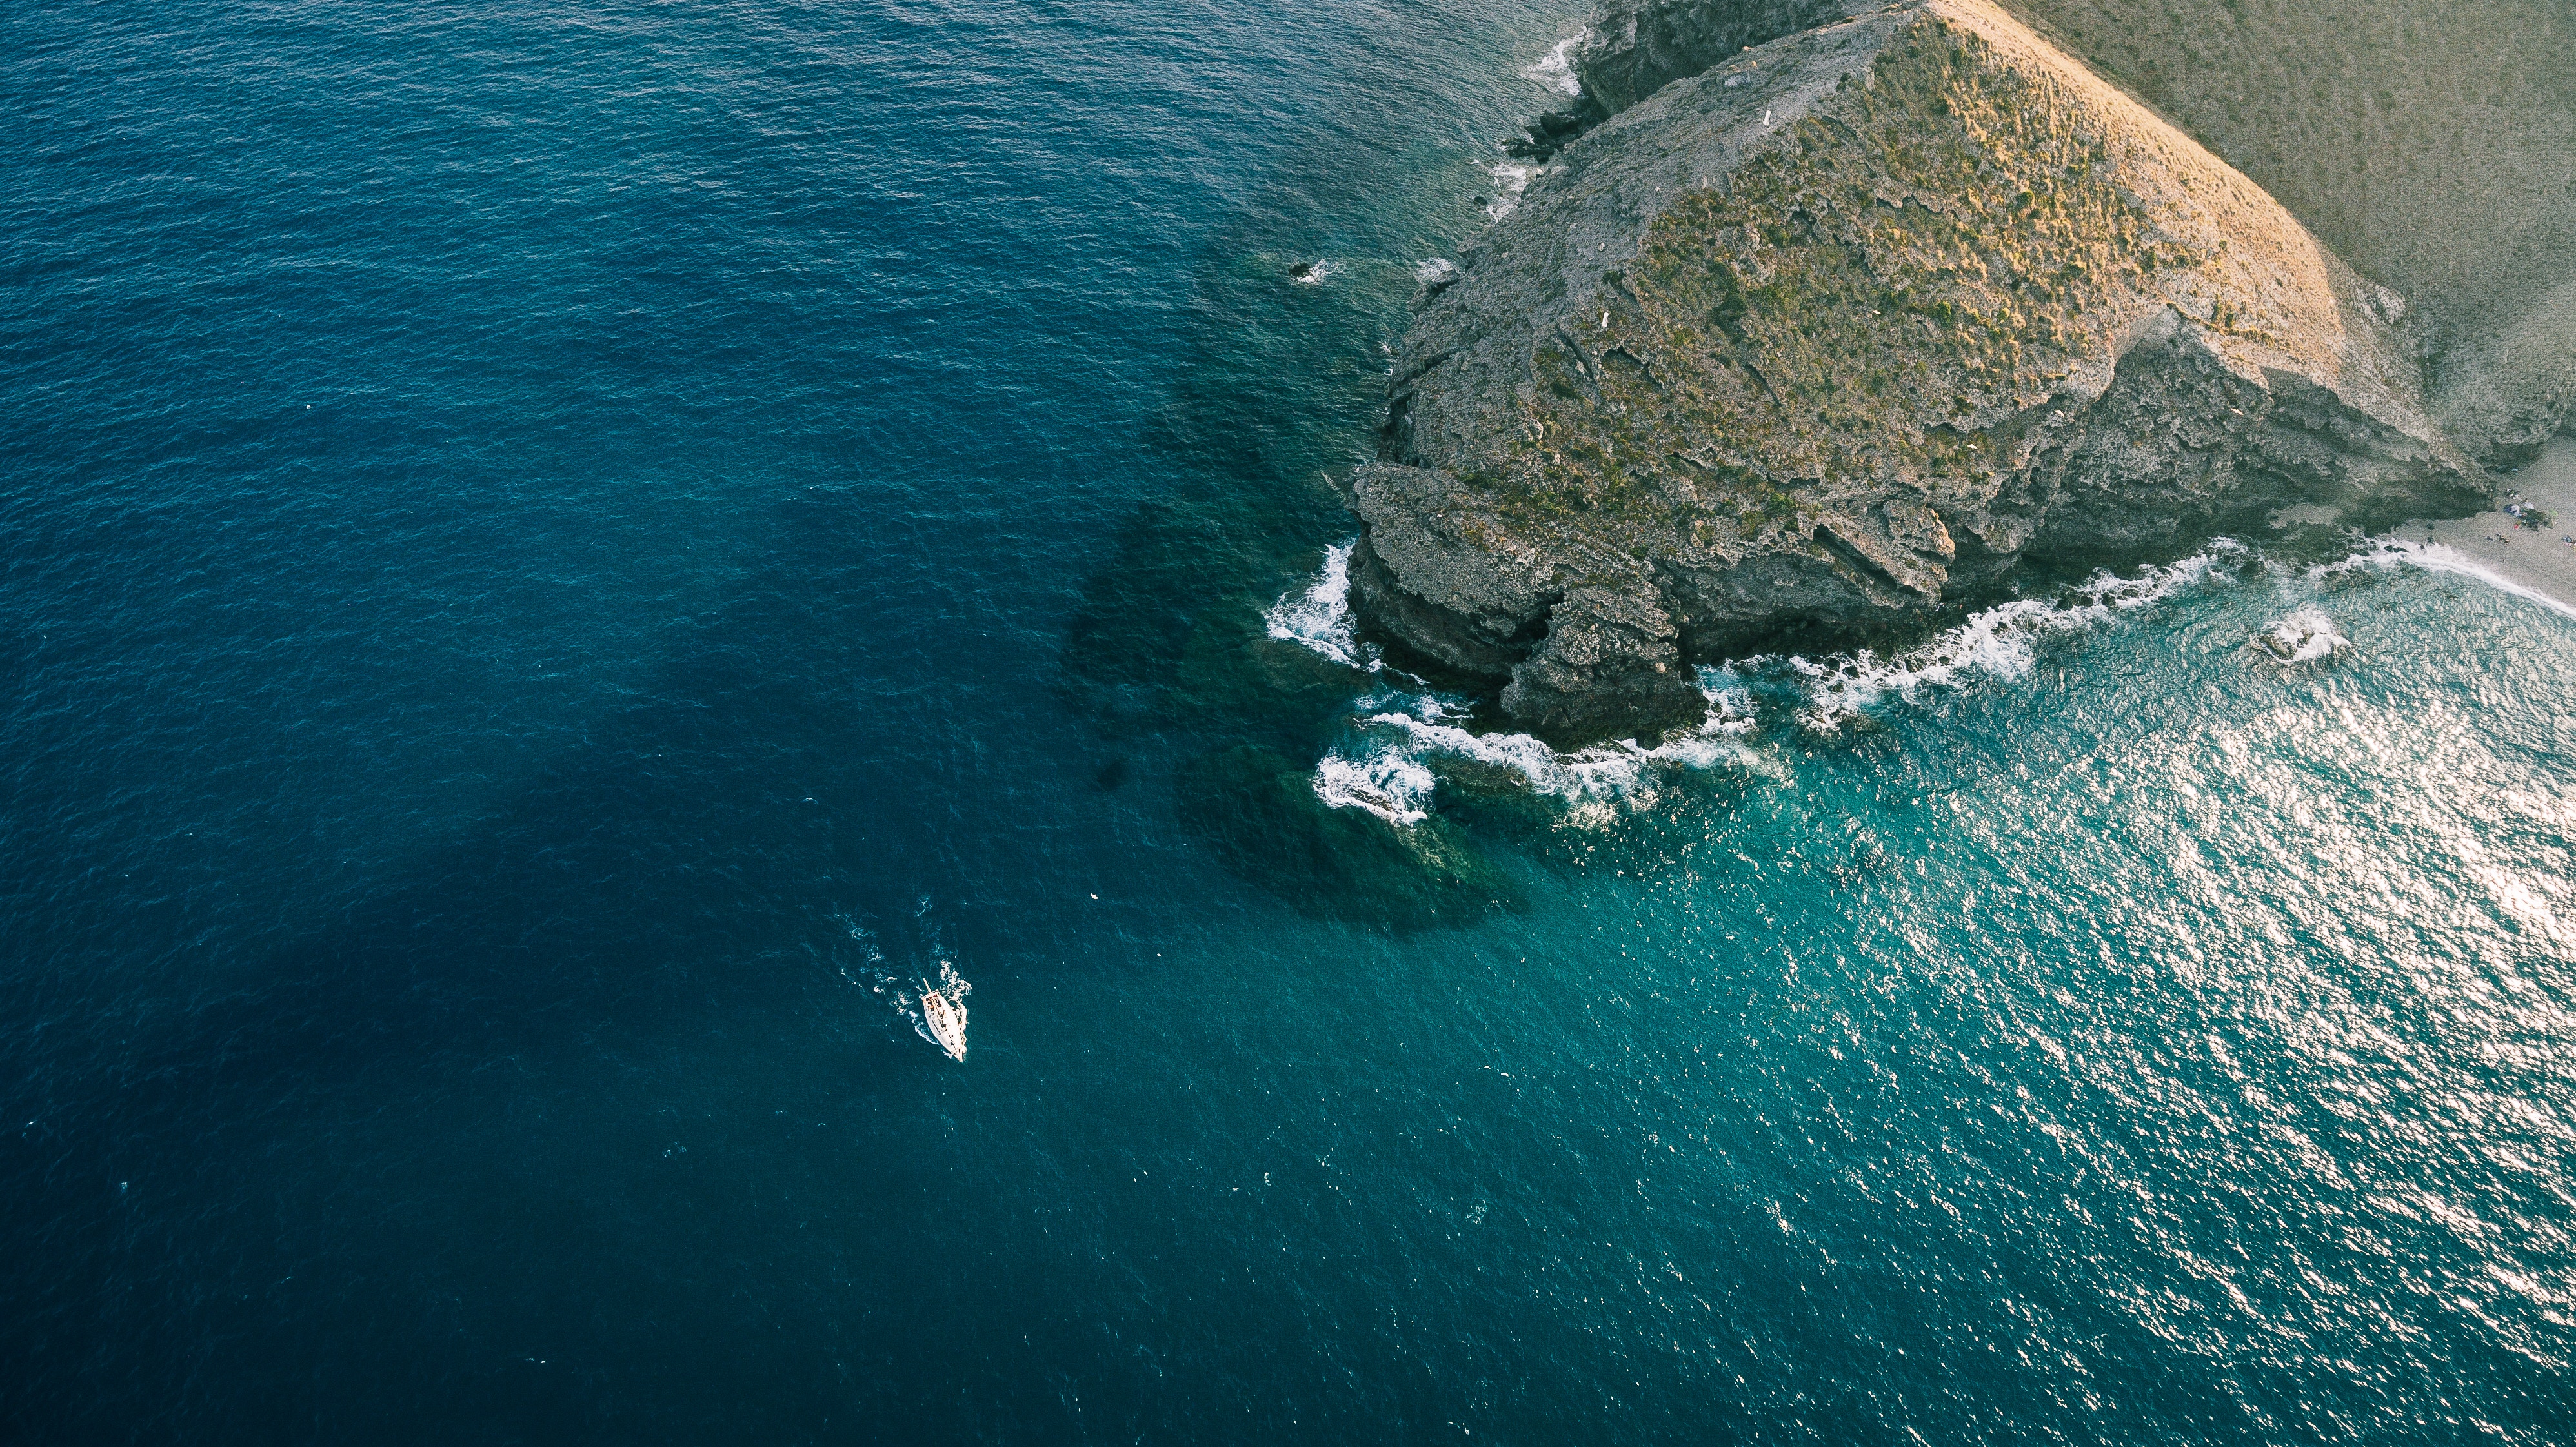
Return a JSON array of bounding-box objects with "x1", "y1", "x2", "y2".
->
[{"x1": 5, "y1": 2, "x2": 2575, "y2": 1442}]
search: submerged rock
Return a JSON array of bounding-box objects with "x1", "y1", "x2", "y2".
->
[
  {"x1": 1351, "y1": 0, "x2": 2486, "y2": 740},
  {"x1": 1178, "y1": 745, "x2": 1516, "y2": 927}
]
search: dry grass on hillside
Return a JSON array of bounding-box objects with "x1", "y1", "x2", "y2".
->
[{"x1": 2000, "y1": 0, "x2": 2576, "y2": 357}]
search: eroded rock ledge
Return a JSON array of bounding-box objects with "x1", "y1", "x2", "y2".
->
[{"x1": 1349, "y1": 0, "x2": 2488, "y2": 741}]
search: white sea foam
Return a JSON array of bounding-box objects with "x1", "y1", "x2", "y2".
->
[
  {"x1": 2325, "y1": 540, "x2": 2576, "y2": 622},
  {"x1": 2252, "y1": 605, "x2": 2350, "y2": 662},
  {"x1": 1310, "y1": 673, "x2": 1761, "y2": 824},
  {"x1": 1289, "y1": 544, "x2": 2239, "y2": 825},
  {"x1": 1314, "y1": 747, "x2": 1435, "y2": 824},
  {"x1": 1522, "y1": 30, "x2": 1587, "y2": 97},
  {"x1": 1487, "y1": 163, "x2": 1535, "y2": 219},
  {"x1": 1416, "y1": 257, "x2": 1458, "y2": 285},
  {"x1": 1289, "y1": 259, "x2": 1336, "y2": 286},
  {"x1": 1264, "y1": 540, "x2": 1376, "y2": 669},
  {"x1": 1764, "y1": 547, "x2": 2240, "y2": 731}
]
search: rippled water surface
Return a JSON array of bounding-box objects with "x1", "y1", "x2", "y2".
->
[{"x1": 5, "y1": 2, "x2": 2573, "y2": 1442}]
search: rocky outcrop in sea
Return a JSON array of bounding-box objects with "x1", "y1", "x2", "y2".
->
[{"x1": 1348, "y1": 0, "x2": 2511, "y2": 741}]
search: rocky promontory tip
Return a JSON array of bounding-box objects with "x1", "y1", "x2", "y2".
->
[{"x1": 1350, "y1": 0, "x2": 2493, "y2": 741}]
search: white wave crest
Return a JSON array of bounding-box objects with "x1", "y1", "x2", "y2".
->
[
  {"x1": 2324, "y1": 540, "x2": 2576, "y2": 622},
  {"x1": 1487, "y1": 163, "x2": 1534, "y2": 219},
  {"x1": 1771, "y1": 547, "x2": 2238, "y2": 731},
  {"x1": 1299, "y1": 546, "x2": 2235, "y2": 826},
  {"x1": 1416, "y1": 257, "x2": 1458, "y2": 285},
  {"x1": 1314, "y1": 748, "x2": 1434, "y2": 824},
  {"x1": 1312, "y1": 674, "x2": 1760, "y2": 824},
  {"x1": 1265, "y1": 540, "x2": 1377, "y2": 670},
  {"x1": 1523, "y1": 30, "x2": 1587, "y2": 97}
]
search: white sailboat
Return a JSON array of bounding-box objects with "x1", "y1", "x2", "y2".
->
[{"x1": 919, "y1": 969, "x2": 968, "y2": 1062}]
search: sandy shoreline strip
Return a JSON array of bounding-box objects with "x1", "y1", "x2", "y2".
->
[{"x1": 2391, "y1": 436, "x2": 2576, "y2": 618}]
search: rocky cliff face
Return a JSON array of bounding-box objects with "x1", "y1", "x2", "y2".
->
[
  {"x1": 1349, "y1": 0, "x2": 2486, "y2": 742},
  {"x1": 1576, "y1": 0, "x2": 1860, "y2": 114}
]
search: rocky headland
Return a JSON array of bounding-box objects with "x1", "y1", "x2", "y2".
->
[{"x1": 1349, "y1": 0, "x2": 2566, "y2": 741}]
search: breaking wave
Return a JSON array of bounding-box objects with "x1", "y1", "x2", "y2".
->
[
  {"x1": 1313, "y1": 745, "x2": 1435, "y2": 824},
  {"x1": 1760, "y1": 546, "x2": 2240, "y2": 732},
  {"x1": 1263, "y1": 540, "x2": 1377, "y2": 670},
  {"x1": 1522, "y1": 30, "x2": 1586, "y2": 97},
  {"x1": 1266, "y1": 542, "x2": 2247, "y2": 824},
  {"x1": 1336, "y1": 684, "x2": 1764, "y2": 823},
  {"x1": 2324, "y1": 539, "x2": 2576, "y2": 622}
]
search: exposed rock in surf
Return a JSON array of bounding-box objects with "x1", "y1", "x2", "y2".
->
[
  {"x1": 2251, "y1": 605, "x2": 2351, "y2": 664},
  {"x1": 1505, "y1": 100, "x2": 1609, "y2": 163},
  {"x1": 1178, "y1": 745, "x2": 1516, "y2": 927},
  {"x1": 1351, "y1": 0, "x2": 2489, "y2": 742}
]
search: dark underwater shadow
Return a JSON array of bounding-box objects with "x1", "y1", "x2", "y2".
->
[
  {"x1": 0, "y1": 476, "x2": 1129, "y2": 1444},
  {"x1": 1051, "y1": 16, "x2": 1587, "y2": 931},
  {"x1": 0, "y1": 8, "x2": 1612, "y2": 1438}
]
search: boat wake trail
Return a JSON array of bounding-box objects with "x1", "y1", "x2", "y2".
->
[{"x1": 835, "y1": 896, "x2": 972, "y2": 1060}]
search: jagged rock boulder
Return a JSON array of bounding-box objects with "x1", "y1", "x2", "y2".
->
[
  {"x1": 1351, "y1": 0, "x2": 2484, "y2": 742},
  {"x1": 1577, "y1": 0, "x2": 1862, "y2": 114}
]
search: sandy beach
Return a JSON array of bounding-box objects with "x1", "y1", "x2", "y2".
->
[{"x1": 2392, "y1": 436, "x2": 2576, "y2": 618}]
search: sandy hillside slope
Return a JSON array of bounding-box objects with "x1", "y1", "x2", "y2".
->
[
  {"x1": 1578, "y1": 0, "x2": 2576, "y2": 459},
  {"x1": 1997, "y1": 0, "x2": 2576, "y2": 460}
]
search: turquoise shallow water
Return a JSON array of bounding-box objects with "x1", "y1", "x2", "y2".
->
[{"x1": 4, "y1": 1, "x2": 2574, "y2": 1442}]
